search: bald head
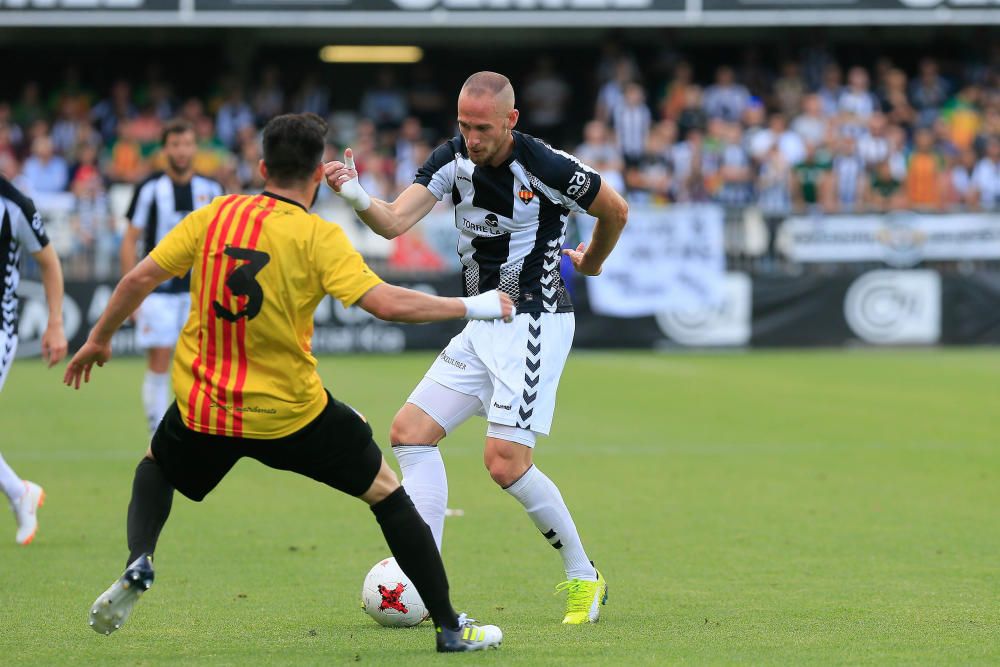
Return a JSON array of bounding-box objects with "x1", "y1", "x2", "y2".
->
[{"x1": 460, "y1": 71, "x2": 515, "y2": 113}]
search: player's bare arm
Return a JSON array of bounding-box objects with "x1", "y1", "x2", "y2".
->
[
  {"x1": 358, "y1": 283, "x2": 514, "y2": 324},
  {"x1": 31, "y1": 244, "x2": 67, "y2": 368},
  {"x1": 120, "y1": 224, "x2": 142, "y2": 276},
  {"x1": 64, "y1": 257, "x2": 175, "y2": 389},
  {"x1": 324, "y1": 149, "x2": 437, "y2": 239},
  {"x1": 562, "y1": 181, "x2": 629, "y2": 277}
]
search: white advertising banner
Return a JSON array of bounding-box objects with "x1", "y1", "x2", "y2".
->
[
  {"x1": 585, "y1": 204, "x2": 726, "y2": 317},
  {"x1": 778, "y1": 213, "x2": 1000, "y2": 267}
]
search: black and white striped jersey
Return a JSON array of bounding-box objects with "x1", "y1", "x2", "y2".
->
[
  {"x1": 1, "y1": 176, "x2": 50, "y2": 325},
  {"x1": 126, "y1": 172, "x2": 223, "y2": 293},
  {"x1": 414, "y1": 131, "x2": 602, "y2": 314}
]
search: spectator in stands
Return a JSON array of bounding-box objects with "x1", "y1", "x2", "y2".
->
[
  {"x1": 676, "y1": 84, "x2": 708, "y2": 140},
  {"x1": 750, "y1": 112, "x2": 805, "y2": 167},
  {"x1": 792, "y1": 142, "x2": 833, "y2": 213},
  {"x1": 704, "y1": 66, "x2": 751, "y2": 123},
  {"x1": 657, "y1": 61, "x2": 693, "y2": 123},
  {"x1": 145, "y1": 80, "x2": 176, "y2": 122},
  {"x1": 521, "y1": 56, "x2": 572, "y2": 142},
  {"x1": 215, "y1": 82, "x2": 254, "y2": 149},
  {"x1": 671, "y1": 126, "x2": 711, "y2": 202},
  {"x1": 911, "y1": 58, "x2": 951, "y2": 123},
  {"x1": 21, "y1": 135, "x2": 69, "y2": 195},
  {"x1": 360, "y1": 68, "x2": 409, "y2": 132},
  {"x1": 294, "y1": 73, "x2": 331, "y2": 119},
  {"x1": 816, "y1": 63, "x2": 843, "y2": 118},
  {"x1": 867, "y1": 159, "x2": 906, "y2": 212},
  {"x1": 857, "y1": 112, "x2": 891, "y2": 168},
  {"x1": 773, "y1": 61, "x2": 806, "y2": 119},
  {"x1": 624, "y1": 128, "x2": 672, "y2": 205},
  {"x1": 941, "y1": 84, "x2": 982, "y2": 152},
  {"x1": 253, "y1": 66, "x2": 285, "y2": 126},
  {"x1": 68, "y1": 161, "x2": 109, "y2": 279},
  {"x1": 595, "y1": 57, "x2": 636, "y2": 123},
  {"x1": 879, "y1": 68, "x2": 916, "y2": 130},
  {"x1": 970, "y1": 136, "x2": 1000, "y2": 210},
  {"x1": 791, "y1": 93, "x2": 827, "y2": 148},
  {"x1": 905, "y1": 126, "x2": 947, "y2": 210},
  {"x1": 575, "y1": 120, "x2": 626, "y2": 195},
  {"x1": 91, "y1": 80, "x2": 135, "y2": 145},
  {"x1": 716, "y1": 121, "x2": 754, "y2": 208},
  {"x1": 51, "y1": 97, "x2": 88, "y2": 157},
  {"x1": 407, "y1": 64, "x2": 447, "y2": 132},
  {"x1": 612, "y1": 81, "x2": 652, "y2": 166},
  {"x1": 945, "y1": 147, "x2": 980, "y2": 210},
  {"x1": 13, "y1": 82, "x2": 45, "y2": 129},
  {"x1": 105, "y1": 119, "x2": 146, "y2": 184},
  {"x1": 757, "y1": 144, "x2": 794, "y2": 218},
  {"x1": 830, "y1": 135, "x2": 866, "y2": 212},
  {"x1": 393, "y1": 118, "x2": 431, "y2": 193},
  {"x1": 193, "y1": 114, "x2": 229, "y2": 180},
  {"x1": 839, "y1": 67, "x2": 878, "y2": 123}
]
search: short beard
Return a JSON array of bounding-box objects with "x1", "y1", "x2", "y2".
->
[{"x1": 167, "y1": 158, "x2": 192, "y2": 176}]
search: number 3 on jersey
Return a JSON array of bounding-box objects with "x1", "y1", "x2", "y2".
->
[{"x1": 212, "y1": 246, "x2": 270, "y2": 322}]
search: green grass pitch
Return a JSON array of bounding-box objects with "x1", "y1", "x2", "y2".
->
[{"x1": 1, "y1": 350, "x2": 997, "y2": 665}]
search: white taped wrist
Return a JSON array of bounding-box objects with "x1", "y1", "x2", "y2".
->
[
  {"x1": 338, "y1": 180, "x2": 371, "y2": 211},
  {"x1": 459, "y1": 290, "x2": 504, "y2": 320}
]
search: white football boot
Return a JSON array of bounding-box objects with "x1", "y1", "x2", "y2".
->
[
  {"x1": 89, "y1": 554, "x2": 155, "y2": 635},
  {"x1": 11, "y1": 481, "x2": 45, "y2": 545}
]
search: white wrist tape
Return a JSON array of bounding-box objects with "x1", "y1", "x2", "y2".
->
[
  {"x1": 338, "y1": 151, "x2": 372, "y2": 211},
  {"x1": 459, "y1": 290, "x2": 514, "y2": 322},
  {"x1": 338, "y1": 179, "x2": 371, "y2": 212}
]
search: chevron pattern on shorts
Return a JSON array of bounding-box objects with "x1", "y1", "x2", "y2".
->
[
  {"x1": 518, "y1": 312, "x2": 542, "y2": 428},
  {"x1": 540, "y1": 239, "x2": 561, "y2": 313}
]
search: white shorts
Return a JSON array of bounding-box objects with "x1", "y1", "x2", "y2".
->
[
  {"x1": 135, "y1": 292, "x2": 191, "y2": 350},
  {"x1": 0, "y1": 331, "x2": 16, "y2": 392},
  {"x1": 407, "y1": 312, "x2": 575, "y2": 440}
]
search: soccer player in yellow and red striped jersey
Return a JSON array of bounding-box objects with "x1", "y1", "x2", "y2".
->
[{"x1": 64, "y1": 113, "x2": 511, "y2": 653}]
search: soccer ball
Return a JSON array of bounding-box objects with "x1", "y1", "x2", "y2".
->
[{"x1": 361, "y1": 557, "x2": 429, "y2": 627}]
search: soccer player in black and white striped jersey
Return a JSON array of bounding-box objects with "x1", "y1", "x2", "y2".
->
[
  {"x1": 120, "y1": 120, "x2": 223, "y2": 435},
  {"x1": 0, "y1": 176, "x2": 67, "y2": 544},
  {"x1": 326, "y1": 71, "x2": 629, "y2": 625}
]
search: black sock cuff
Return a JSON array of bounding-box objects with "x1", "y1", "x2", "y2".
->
[{"x1": 369, "y1": 486, "x2": 412, "y2": 519}]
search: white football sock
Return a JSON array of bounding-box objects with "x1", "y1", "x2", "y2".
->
[
  {"x1": 0, "y1": 452, "x2": 25, "y2": 504},
  {"x1": 505, "y1": 465, "x2": 596, "y2": 581},
  {"x1": 392, "y1": 445, "x2": 448, "y2": 551},
  {"x1": 142, "y1": 371, "x2": 171, "y2": 436}
]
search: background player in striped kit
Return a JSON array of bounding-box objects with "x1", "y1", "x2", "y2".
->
[
  {"x1": 121, "y1": 120, "x2": 224, "y2": 435},
  {"x1": 326, "y1": 72, "x2": 629, "y2": 624},
  {"x1": 0, "y1": 176, "x2": 67, "y2": 544}
]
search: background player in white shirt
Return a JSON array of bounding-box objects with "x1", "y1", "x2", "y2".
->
[
  {"x1": 0, "y1": 176, "x2": 67, "y2": 544},
  {"x1": 326, "y1": 71, "x2": 628, "y2": 624},
  {"x1": 120, "y1": 120, "x2": 223, "y2": 435}
]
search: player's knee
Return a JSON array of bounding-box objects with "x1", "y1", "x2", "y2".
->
[
  {"x1": 484, "y1": 452, "x2": 527, "y2": 488},
  {"x1": 389, "y1": 408, "x2": 442, "y2": 447}
]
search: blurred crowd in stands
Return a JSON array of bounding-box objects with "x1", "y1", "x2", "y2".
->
[{"x1": 1, "y1": 46, "x2": 998, "y2": 277}]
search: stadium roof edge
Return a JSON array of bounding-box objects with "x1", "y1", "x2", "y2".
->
[{"x1": 1, "y1": 8, "x2": 999, "y2": 28}]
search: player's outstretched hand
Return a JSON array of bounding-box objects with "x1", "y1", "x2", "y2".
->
[
  {"x1": 63, "y1": 339, "x2": 112, "y2": 390},
  {"x1": 562, "y1": 242, "x2": 603, "y2": 276},
  {"x1": 323, "y1": 148, "x2": 371, "y2": 211},
  {"x1": 41, "y1": 323, "x2": 68, "y2": 368}
]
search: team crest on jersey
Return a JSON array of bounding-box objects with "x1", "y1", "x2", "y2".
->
[{"x1": 518, "y1": 187, "x2": 534, "y2": 205}]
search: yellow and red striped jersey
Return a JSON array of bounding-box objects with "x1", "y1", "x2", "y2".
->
[{"x1": 149, "y1": 192, "x2": 382, "y2": 439}]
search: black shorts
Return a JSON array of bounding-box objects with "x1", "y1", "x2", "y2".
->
[{"x1": 150, "y1": 391, "x2": 383, "y2": 502}]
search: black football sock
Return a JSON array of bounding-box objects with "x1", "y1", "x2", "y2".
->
[
  {"x1": 370, "y1": 487, "x2": 460, "y2": 630},
  {"x1": 126, "y1": 457, "x2": 174, "y2": 567}
]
